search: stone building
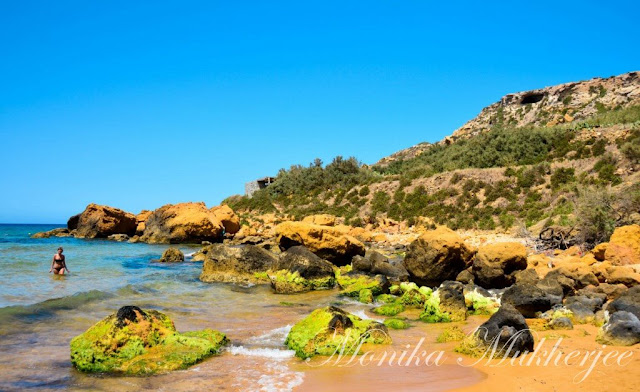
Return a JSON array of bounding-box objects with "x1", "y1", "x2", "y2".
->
[{"x1": 244, "y1": 176, "x2": 275, "y2": 197}]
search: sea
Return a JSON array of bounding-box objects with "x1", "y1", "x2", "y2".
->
[{"x1": 0, "y1": 224, "x2": 483, "y2": 391}]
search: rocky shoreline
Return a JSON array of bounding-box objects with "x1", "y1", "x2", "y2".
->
[{"x1": 37, "y1": 203, "x2": 640, "y2": 377}]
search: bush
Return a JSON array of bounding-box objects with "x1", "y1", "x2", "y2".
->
[
  {"x1": 574, "y1": 187, "x2": 617, "y2": 246},
  {"x1": 550, "y1": 167, "x2": 576, "y2": 190}
]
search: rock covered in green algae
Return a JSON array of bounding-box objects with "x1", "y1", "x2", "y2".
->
[
  {"x1": 70, "y1": 306, "x2": 228, "y2": 375},
  {"x1": 384, "y1": 318, "x2": 410, "y2": 329},
  {"x1": 285, "y1": 306, "x2": 392, "y2": 359},
  {"x1": 268, "y1": 246, "x2": 337, "y2": 294},
  {"x1": 372, "y1": 303, "x2": 405, "y2": 316},
  {"x1": 420, "y1": 281, "x2": 467, "y2": 323},
  {"x1": 398, "y1": 282, "x2": 432, "y2": 307},
  {"x1": 463, "y1": 286, "x2": 500, "y2": 315},
  {"x1": 336, "y1": 266, "x2": 389, "y2": 299}
]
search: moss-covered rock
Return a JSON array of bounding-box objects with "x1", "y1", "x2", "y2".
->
[
  {"x1": 375, "y1": 294, "x2": 399, "y2": 304},
  {"x1": 285, "y1": 306, "x2": 392, "y2": 359},
  {"x1": 336, "y1": 267, "x2": 389, "y2": 298},
  {"x1": 70, "y1": 306, "x2": 227, "y2": 375},
  {"x1": 464, "y1": 286, "x2": 500, "y2": 315},
  {"x1": 400, "y1": 285, "x2": 432, "y2": 307},
  {"x1": 436, "y1": 325, "x2": 466, "y2": 343},
  {"x1": 372, "y1": 303, "x2": 405, "y2": 316},
  {"x1": 384, "y1": 318, "x2": 410, "y2": 329},
  {"x1": 420, "y1": 282, "x2": 467, "y2": 323},
  {"x1": 268, "y1": 270, "x2": 335, "y2": 294},
  {"x1": 359, "y1": 288, "x2": 374, "y2": 304}
]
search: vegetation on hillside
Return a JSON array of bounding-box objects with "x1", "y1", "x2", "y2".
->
[{"x1": 224, "y1": 105, "x2": 640, "y2": 243}]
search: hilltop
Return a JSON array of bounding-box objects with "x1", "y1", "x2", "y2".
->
[{"x1": 225, "y1": 71, "x2": 640, "y2": 248}]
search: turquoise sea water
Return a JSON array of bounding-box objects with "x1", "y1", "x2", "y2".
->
[{"x1": 0, "y1": 224, "x2": 482, "y2": 392}]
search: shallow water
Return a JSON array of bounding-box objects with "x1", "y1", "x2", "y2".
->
[{"x1": 0, "y1": 224, "x2": 484, "y2": 391}]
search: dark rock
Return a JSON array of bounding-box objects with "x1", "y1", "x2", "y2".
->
[
  {"x1": 115, "y1": 305, "x2": 147, "y2": 327},
  {"x1": 474, "y1": 303, "x2": 535, "y2": 357},
  {"x1": 272, "y1": 246, "x2": 335, "y2": 280},
  {"x1": 565, "y1": 302, "x2": 596, "y2": 324},
  {"x1": 607, "y1": 286, "x2": 640, "y2": 319},
  {"x1": 160, "y1": 247, "x2": 185, "y2": 263},
  {"x1": 199, "y1": 244, "x2": 277, "y2": 284},
  {"x1": 549, "y1": 317, "x2": 573, "y2": 330},
  {"x1": 456, "y1": 269, "x2": 475, "y2": 285},
  {"x1": 514, "y1": 269, "x2": 540, "y2": 285},
  {"x1": 352, "y1": 255, "x2": 372, "y2": 272},
  {"x1": 502, "y1": 283, "x2": 560, "y2": 318},
  {"x1": 597, "y1": 311, "x2": 640, "y2": 346},
  {"x1": 564, "y1": 295, "x2": 605, "y2": 313}
]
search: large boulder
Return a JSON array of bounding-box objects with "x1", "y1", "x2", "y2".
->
[
  {"x1": 596, "y1": 311, "x2": 640, "y2": 346},
  {"x1": 268, "y1": 246, "x2": 336, "y2": 293},
  {"x1": 70, "y1": 306, "x2": 227, "y2": 374},
  {"x1": 72, "y1": 204, "x2": 137, "y2": 238},
  {"x1": 402, "y1": 226, "x2": 475, "y2": 287},
  {"x1": 275, "y1": 221, "x2": 365, "y2": 265},
  {"x1": 472, "y1": 242, "x2": 528, "y2": 289},
  {"x1": 336, "y1": 268, "x2": 390, "y2": 299},
  {"x1": 210, "y1": 205, "x2": 240, "y2": 234},
  {"x1": 140, "y1": 202, "x2": 224, "y2": 244},
  {"x1": 501, "y1": 283, "x2": 561, "y2": 318},
  {"x1": 199, "y1": 244, "x2": 277, "y2": 284},
  {"x1": 467, "y1": 304, "x2": 534, "y2": 357},
  {"x1": 420, "y1": 281, "x2": 467, "y2": 323},
  {"x1": 284, "y1": 306, "x2": 391, "y2": 359},
  {"x1": 605, "y1": 225, "x2": 640, "y2": 265}
]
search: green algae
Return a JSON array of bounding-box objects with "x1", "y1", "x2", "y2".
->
[
  {"x1": 375, "y1": 294, "x2": 399, "y2": 304},
  {"x1": 436, "y1": 325, "x2": 466, "y2": 343},
  {"x1": 285, "y1": 306, "x2": 392, "y2": 359},
  {"x1": 419, "y1": 291, "x2": 466, "y2": 323},
  {"x1": 384, "y1": 318, "x2": 410, "y2": 329},
  {"x1": 359, "y1": 288, "x2": 374, "y2": 304},
  {"x1": 70, "y1": 308, "x2": 227, "y2": 375},
  {"x1": 268, "y1": 269, "x2": 335, "y2": 293},
  {"x1": 464, "y1": 290, "x2": 500, "y2": 315},
  {"x1": 372, "y1": 303, "x2": 405, "y2": 316}
]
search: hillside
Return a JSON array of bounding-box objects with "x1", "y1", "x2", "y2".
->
[{"x1": 225, "y1": 71, "x2": 640, "y2": 248}]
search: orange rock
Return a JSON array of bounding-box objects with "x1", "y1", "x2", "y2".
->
[
  {"x1": 275, "y1": 221, "x2": 365, "y2": 265},
  {"x1": 73, "y1": 204, "x2": 137, "y2": 239},
  {"x1": 591, "y1": 243, "x2": 608, "y2": 261},
  {"x1": 605, "y1": 225, "x2": 640, "y2": 265},
  {"x1": 141, "y1": 202, "x2": 224, "y2": 244},
  {"x1": 210, "y1": 204, "x2": 240, "y2": 234}
]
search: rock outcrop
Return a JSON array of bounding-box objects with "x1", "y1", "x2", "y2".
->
[
  {"x1": 31, "y1": 228, "x2": 72, "y2": 238},
  {"x1": 420, "y1": 281, "x2": 467, "y2": 323},
  {"x1": 70, "y1": 306, "x2": 227, "y2": 374},
  {"x1": 140, "y1": 202, "x2": 224, "y2": 244},
  {"x1": 72, "y1": 204, "x2": 137, "y2": 239},
  {"x1": 284, "y1": 306, "x2": 391, "y2": 359},
  {"x1": 199, "y1": 244, "x2": 277, "y2": 284},
  {"x1": 268, "y1": 246, "x2": 336, "y2": 293},
  {"x1": 402, "y1": 226, "x2": 475, "y2": 287},
  {"x1": 596, "y1": 311, "x2": 640, "y2": 346},
  {"x1": 301, "y1": 214, "x2": 336, "y2": 226},
  {"x1": 472, "y1": 242, "x2": 527, "y2": 289},
  {"x1": 275, "y1": 221, "x2": 365, "y2": 265}
]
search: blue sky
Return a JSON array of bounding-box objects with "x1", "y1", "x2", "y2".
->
[{"x1": 1, "y1": 1, "x2": 638, "y2": 223}]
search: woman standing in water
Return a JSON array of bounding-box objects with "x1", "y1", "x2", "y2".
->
[{"x1": 50, "y1": 246, "x2": 70, "y2": 275}]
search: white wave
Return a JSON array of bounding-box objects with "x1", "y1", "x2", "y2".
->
[
  {"x1": 258, "y1": 362, "x2": 305, "y2": 392},
  {"x1": 352, "y1": 309, "x2": 383, "y2": 322},
  {"x1": 227, "y1": 345, "x2": 296, "y2": 360},
  {"x1": 184, "y1": 252, "x2": 195, "y2": 258},
  {"x1": 246, "y1": 325, "x2": 292, "y2": 346}
]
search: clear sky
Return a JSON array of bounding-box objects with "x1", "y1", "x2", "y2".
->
[{"x1": 1, "y1": 1, "x2": 638, "y2": 223}]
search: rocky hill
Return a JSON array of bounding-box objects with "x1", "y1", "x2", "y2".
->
[{"x1": 226, "y1": 71, "x2": 640, "y2": 248}]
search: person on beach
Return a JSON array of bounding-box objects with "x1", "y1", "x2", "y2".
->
[{"x1": 50, "y1": 247, "x2": 70, "y2": 275}]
